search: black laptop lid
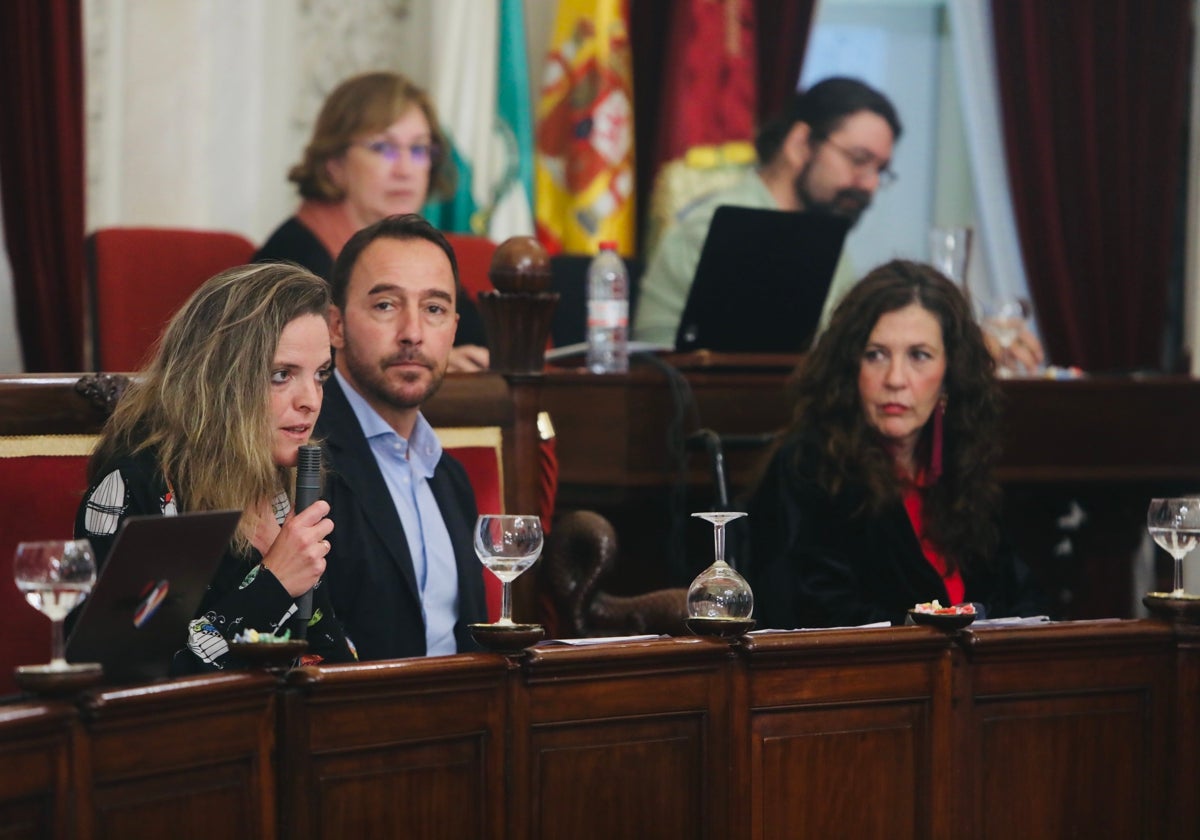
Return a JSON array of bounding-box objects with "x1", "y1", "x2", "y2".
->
[
  {"x1": 675, "y1": 206, "x2": 850, "y2": 352},
  {"x1": 66, "y1": 510, "x2": 240, "y2": 683}
]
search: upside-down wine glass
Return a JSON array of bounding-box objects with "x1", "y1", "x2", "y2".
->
[
  {"x1": 474, "y1": 514, "x2": 543, "y2": 626},
  {"x1": 1147, "y1": 498, "x2": 1200, "y2": 597},
  {"x1": 687, "y1": 511, "x2": 754, "y2": 621},
  {"x1": 13, "y1": 539, "x2": 98, "y2": 673}
]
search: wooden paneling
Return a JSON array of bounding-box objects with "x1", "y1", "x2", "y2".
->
[
  {"x1": 77, "y1": 673, "x2": 278, "y2": 840},
  {"x1": 755, "y1": 704, "x2": 923, "y2": 840},
  {"x1": 1, "y1": 620, "x2": 1196, "y2": 837},
  {"x1": 0, "y1": 703, "x2": 74, "y2": 840},
  {"x1": 279, "y1": 654, "x2": 508, "y2": 840},
  {"x1": 739, "y1": 628, "x2": 951, "y2": 840},
  {"x1": 959, "y1": 621, "x2": 1173, "y2": 839},
  {"x1": 512, "y1": 638, "x2": 731, "y2": 840},
  {"x1": 1172, "y1": 624, "x2": 1200, "y2": 839}
]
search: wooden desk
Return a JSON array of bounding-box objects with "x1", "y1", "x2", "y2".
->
[
  {"x1": 2, "y1": 620, "x2": 1194, "y2": 838},
  {"x1": 0, "y1": 701, "x2": 74, "y2": 837},
  {"x1": 534, "y1": 359, "x2": 1200, "y2": 616},
  {"x1": 539, "y1": 356, "x2": 1200, "y2": 491}
]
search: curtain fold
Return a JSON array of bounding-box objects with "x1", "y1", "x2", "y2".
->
[
  {"x1": 946, "y1": 0, "x2": 1039, "y2": 337},
  {"x1": 754, "y1": 0, "x2": 818, "y2": 122},
  {"x1": 631, "y1": 0, "x2": 818, "y2": 256},
  {"x1": 990, "y1": 0, "x2": 1191, "y2": 370},
  {"x1": 0, "y1": 0, "x2": 86, "y2": 371}
]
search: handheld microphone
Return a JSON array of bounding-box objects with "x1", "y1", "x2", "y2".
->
[
  {"x1": 292, "y1": 444, "x2": 322, "y2": 638},
  {"x1": 294, "y1": 444, "x2": 322, "y2": 512}
]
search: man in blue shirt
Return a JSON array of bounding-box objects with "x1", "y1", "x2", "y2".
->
[{"x1": 317, "y1": 213, "x2": 487, "y2": 660}]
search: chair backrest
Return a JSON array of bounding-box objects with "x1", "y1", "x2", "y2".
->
[
  {"x1": 439, "y1": 426, "x2": 505, "y2": 622},
  {"x1": 87, "y1": 226, "x2": 257, "y2": 371},
  {"x1": 443, "y1": 233, "x2": 498, "y2": 303},
  {"x1": 0, "y1": 373, "x2": 120, "y2": 696},
  {"x1": 0, "y1": 433, "x2": 99, "y2": 697}
]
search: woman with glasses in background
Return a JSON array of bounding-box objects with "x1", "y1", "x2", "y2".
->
[{"x1": 256, "y1": 71, "x2": 488, "y2": 371}]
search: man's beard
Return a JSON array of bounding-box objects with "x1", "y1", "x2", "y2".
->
[
  {"x1": 340, "y1": 341, "x2": 445, "y2": 412},
  {"x1": 794, "y1": 160, "x2": 872, "y2": 226}
]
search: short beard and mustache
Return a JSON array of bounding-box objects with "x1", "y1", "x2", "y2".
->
[
  {"x1": 794, "y1": 158, "x2": 872, "y2": 226},
  {"x1": 341, "y1": 343, "x2": 445, "y2": 411}
]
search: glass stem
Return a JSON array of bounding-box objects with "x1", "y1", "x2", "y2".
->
[
  {"x1": 500, "y1": 580, "x2": 513, "y2": 625},
  {"x1": 712, "y1": 523, "x2": 726, "y2": 566},
  {"x1": 1175, "y1": 557, "x2": 1184, "y2": 596},
  {"x1": 50, "y1": 618, "x2": 66, "y2": 667}
]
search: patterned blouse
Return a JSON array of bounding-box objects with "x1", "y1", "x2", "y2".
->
[{"x1": 75, "y1": 448, "x2": 355, "y2": 673}]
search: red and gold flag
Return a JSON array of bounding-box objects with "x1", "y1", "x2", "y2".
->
[
  {"x1": 534, "y1": 0, "x2": 636, "y2": 256},
  {"x1": 655, "y1": 0, "x2": 758, "y2": 170},
  {"x1": 642, "y1": 0, "x2": 759, "y2": 256}
]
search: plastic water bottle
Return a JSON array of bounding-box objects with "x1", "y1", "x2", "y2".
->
[{"x1": 586, "y1": 241, "x2": 629, "y2": 374}]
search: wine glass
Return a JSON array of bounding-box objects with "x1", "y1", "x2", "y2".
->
[
  {"x1": 979, "y1": 297, "x2": 1030, "y2": 378},
  {"x1": 474, "y1": 515, "x2": 543, "y2": 626},
  {"x1": 1147, "y1": 498, "x2": 1200, "y2": 597},
  {"x1": 687, "y1": 512, "x2": 754, "y2": 623},
  {"x1": 13, "y1": 539, "x2": 100, "y2": 675}
]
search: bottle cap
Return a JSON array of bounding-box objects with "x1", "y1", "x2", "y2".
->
[{"x1": 598, "y1": 240, "x2": 618, "y2": 252}]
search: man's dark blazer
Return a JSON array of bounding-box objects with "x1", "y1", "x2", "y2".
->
[{"x1": 316, "y1": 374, "x2": 486, "y2": 660}]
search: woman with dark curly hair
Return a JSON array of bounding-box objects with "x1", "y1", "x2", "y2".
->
[{"x1": 745, "y1": 259, "x2": 1043, "y2": 628}]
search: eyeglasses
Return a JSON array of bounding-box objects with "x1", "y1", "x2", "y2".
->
[
  {"x1": 822, "y1": 137, "x2": 897, "y2": 188},
  {"x1": 355, "y1": 139, "x2": 438, "y2": 167}
]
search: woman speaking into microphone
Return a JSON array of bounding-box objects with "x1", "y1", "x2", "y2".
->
[{"x1": 75, "y1": 263, "x2": 355, "y2": 672}]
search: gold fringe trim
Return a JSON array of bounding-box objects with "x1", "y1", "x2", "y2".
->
[
  {"x1": 436, "y1": 426, "x2": 505, "y2": 513},
  {"x1": 0, "y1": 435, "x2": 98, "y2": 458},
  {"x1": 537, "y1": 411, "x2": 556, "y2": 442}
]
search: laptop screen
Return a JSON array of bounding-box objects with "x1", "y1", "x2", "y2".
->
[
  {"x1": 66, "y1": 510, "x2": 240, "y2": 683},
  {"x1": 675, "y1": 206, "x2": 850, "y2": 353}
]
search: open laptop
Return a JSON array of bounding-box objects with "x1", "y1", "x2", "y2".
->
[
  {"x1": 66, "y1": 510, "x2": 241, "y2": 683},
  {"x1": 674, "y1": 206, "x2": 850, "y2": 352}
]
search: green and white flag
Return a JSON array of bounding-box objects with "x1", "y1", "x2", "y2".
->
[{"x1": 426, "y1": 0, "x2": 535, "y2": 242}]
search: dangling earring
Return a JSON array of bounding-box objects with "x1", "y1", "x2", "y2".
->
[{"x1": 930, "y1": 394, "x2": 948, "y2": 481}]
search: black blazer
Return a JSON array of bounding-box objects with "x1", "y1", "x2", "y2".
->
[
  {"x1": 744, "y1": 434, "x2": 1043, "y2": 629},
  {"x1": 316, "y1": 375, "x2": 486, "y2": 660}
]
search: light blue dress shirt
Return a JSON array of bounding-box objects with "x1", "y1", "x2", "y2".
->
[{"x1": 335, "y1": 370, "x2": 460, "y2": 656}]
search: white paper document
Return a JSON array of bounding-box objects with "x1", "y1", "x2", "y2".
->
[{"x1": 544, "y1": 634, "x2": 665, "y2": 646}]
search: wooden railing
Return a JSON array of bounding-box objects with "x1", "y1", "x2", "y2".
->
[{"x1": 2, "y1": 619, "x2": 1197, "y2": 838}]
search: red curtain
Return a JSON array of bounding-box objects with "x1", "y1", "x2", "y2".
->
[
  {"x1": 755, "y1": 0, "x2": 818, "y2": 123},
  {"x1": 0, "y1": 0, "x2": 86, "y2": 371},
  {"x1": 991, "y1": 0, "x2": 1192, "y2": 370},
  {"x1": 652, "y1": 0, "x2": 759, "y2": 176},
  {"x1": 631, "y1": 0, "x2": 817, "y2": 257}
]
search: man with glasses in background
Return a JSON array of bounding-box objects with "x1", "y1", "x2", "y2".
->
[{"x1": 633, "y1": 77, "x2": 903, "y2": 346}]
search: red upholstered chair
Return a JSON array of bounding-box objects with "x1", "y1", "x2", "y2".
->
[
  {"x1": 439, "y1": 426, "x2": 506, "y2": 622},
  {"x1": 0, "y1": 434, "x2": 96, "y2": 696},
  {"x1": 87, "y1": 227, "x2": 257, "y2": 371},
  {"x1": 443, "y1": 233, "x2": 498, "y2": 303}
]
